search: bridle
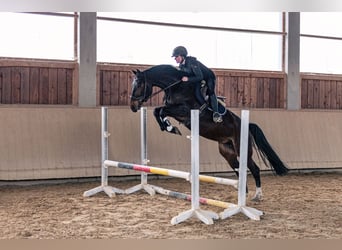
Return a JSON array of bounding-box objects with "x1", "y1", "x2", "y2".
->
[
  {"x1": 130, "y1": 73, "x2": 150, "y2": 102},
  {"x1": 130, "y1": 71, "x2": 182, "y2": 103}
]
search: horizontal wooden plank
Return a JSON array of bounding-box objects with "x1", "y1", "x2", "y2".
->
[
  {"x1": 0, "y1": 58, "x2": 77, "y2": 69},
  {"x1": 301, "y1": 73, "x2": 342, "y2": 81}
]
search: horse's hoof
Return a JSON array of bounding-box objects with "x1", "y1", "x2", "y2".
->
[
  {"x1": 172, "y1": 127, "x2": 182, "y2": 135},
  {"x1": 251, "y1": 194, "x2": 262, "y2": 202}
]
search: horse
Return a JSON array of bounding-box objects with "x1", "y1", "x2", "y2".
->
[{"x1": 130, "y1": 64, "x2": 288, "y2": 201}]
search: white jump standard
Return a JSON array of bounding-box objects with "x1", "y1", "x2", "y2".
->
[
  {"x1": 124, "y1": 107, "x2": 156, "y2": 196},
  {"x1": 219, "y1": 110, "x2": 263, "y2": 220},
  {"x1": 171, "y1": 110, "x2": 219, "y2": 225},
  {"x1": 83, "y1": 107, "x2": 125, "y2": 198}
]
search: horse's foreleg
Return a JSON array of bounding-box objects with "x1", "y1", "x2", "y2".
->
[
  {"x1": 153, "y1": 107, "x2": 182, "y2": 135},
  {"x1": 153, "y1": 107, "x2": 166, "y2": 131}
]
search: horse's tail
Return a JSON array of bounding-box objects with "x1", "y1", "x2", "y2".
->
[{"x1": 249, "y1": 123, "x2": 289, "y2": 176}]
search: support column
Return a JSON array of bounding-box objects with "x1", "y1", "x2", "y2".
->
[
  {"x1": 78, "y1": 12, "x2": 97, "y2": 107},
  {"x1": 286, "y1": 12, "x2": 301, "y2": 110}
]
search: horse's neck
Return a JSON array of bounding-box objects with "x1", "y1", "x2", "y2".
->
[{"x1": 149, "y1": 76, "x2": 176, "y2": 90}]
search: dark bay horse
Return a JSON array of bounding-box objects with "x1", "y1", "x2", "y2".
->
[{"x1": 130, "y1": 64, "x2": 288, "y2": 201}]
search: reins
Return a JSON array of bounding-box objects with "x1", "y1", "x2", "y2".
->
[{"x1": 149, "y1": 79, "x2": 182, "y2": 99}]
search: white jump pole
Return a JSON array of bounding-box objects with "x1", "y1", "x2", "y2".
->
[
  {"x1": 170, "y1": 110, "x2": 219, "y2": 225},
  {"x1": 125, "y1": 107, "x2": 156, "y2": 195},
  {"x1": 83, "y1": 107, "x2": 125, "y2": 198},
  {"x1": 220, "y1": 110, "x2": 263, "y2": 220}
]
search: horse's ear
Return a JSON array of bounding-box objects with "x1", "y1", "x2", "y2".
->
[{"x1": 132, "y1": 69, "x2": 141, "y2": 75}]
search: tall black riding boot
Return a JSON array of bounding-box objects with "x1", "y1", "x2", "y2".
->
[{"x1": 210, "y1": 94, "x2": 222, "y2": 123}]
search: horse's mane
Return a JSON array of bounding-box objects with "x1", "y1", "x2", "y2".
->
[{"x1": 147, "y1": 64, "x2": 185, "y2": 80}]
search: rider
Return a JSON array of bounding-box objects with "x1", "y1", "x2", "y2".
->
[{"x1": 172, "y1": 46, "x2": 222, "y2": 123}]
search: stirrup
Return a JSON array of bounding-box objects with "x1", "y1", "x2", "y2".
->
[{"x1": 213, "y1": 112, "x2": 222, "y2": 123}]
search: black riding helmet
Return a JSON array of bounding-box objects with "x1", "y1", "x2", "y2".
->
[{"x1": 172, "y1": 46, "x2": 188, "y2": 57}]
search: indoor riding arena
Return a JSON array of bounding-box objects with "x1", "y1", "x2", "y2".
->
[{"x1": 0, "y1": 12, "x2": 341, "y2": 240}]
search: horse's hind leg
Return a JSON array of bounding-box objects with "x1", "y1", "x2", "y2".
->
[
  {"x1": 246, "y1": 135, "x2": 262, "y2": 201},
  {"x1": 219, "y1": 141, "x2": 263, "y2": 202},
  {"x1": 248, "y1": 158, "x2": 262, "y2": 202},
  {"x1": 218, "y1": 141, "x2": 242, "y2": 189}
]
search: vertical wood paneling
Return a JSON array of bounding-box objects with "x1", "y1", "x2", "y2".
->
[
  {"x1": 331, "y1": 80, "x2": 337, "y2": 109},
  {"x1": 0, "y1": 60, "x2": 76, "y2": 105},
  {"x1": 39, "y1": 68, "x2": 49, "y2": 104},
  {"x1": 21, "y1": 67, "x2": 30, "y2": 103},
  {"x1": 337, "y1": 81, "x2": 342, "y2": 108},
  {"x1": 301, "y1": 74, "x2": 342, "y2": 109},
  {"x1": 102, "y1": 70, "x2": 111, "y2": 105},
  {"x1": 324, "y1": 80, "x2": 331, "y2": 109},
  {"x1": 1, "y1": 67, "x2": 11, "y2": 103},
  {"x1": 313, "y1": 80, "x2": 320, "y2": 108},
  {"x1": 57, "y1": 68, "x2": 67, "y2": 104},
  {"x1": 66, "y1": 69, "x2": 73, "y2": 104},
  {"x1": 49, "y1": 68, "x2": 58, "y2": 104},
  {"x1": 301, "y1": 78, "x2": 308, "y2": 108},
  {"x1": 118, "y1": 72, "x2": 128, "y2": 105},
  {"x1": 319, "y1": 80, "x2": 325, "y2": 108},
  {"x1": 231, "y1": 76, "x2": 239, "y2": 107},
  {"x1": 250, "y1": 77, "x2": 257, "y2": 108},
  {"x1": 269, "y1": 78, "x2": 277, "y2": 108},
  {"x1": 237, "y1": 76, "x2": 244, "y2": 107},
  {"x1": 223, "y1": 75, "x2": 231, "y2": 106},
  {"x1": 29, "y1": 68, "x2": 39, "y2": 104},
  {"x1": 307, "y1": 79, "x2": 314, "y2": 108},
  {"x1": 263, "y1": 78, "x2": 270, "y2": 108},
  {"x1": 11, "y1": 67, "x2": 21, "y2": 104},
  {"x1": 216, "y1": 74, "x2": 224, "y2": 98},
  {"x1": 256, "y1": 78, "x2": 264, "y2": 108},
  {"x1": 243, "y1": 76, "x2": 250, "y2": 106},
  {"x1": 111, "y1": 71, "x2": 120, "y2": 105}
]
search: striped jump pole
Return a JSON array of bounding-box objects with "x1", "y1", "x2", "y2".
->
[
  {"x1": 219, "y1": 110, "x2": 263, "y2": 220},
  {"x1": 83, "y1": 107, "x2": 125, "y2": 198},
  {"x1": 151, "y1": 185, "x2": 236, "y2": 209},
  {"x1": 103, "y1": 160, "x2": 238, "y2": 188}
]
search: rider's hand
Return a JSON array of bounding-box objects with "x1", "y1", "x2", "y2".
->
[{"x1": 182, "y1": 76, "x2": 189, "y2": 82}]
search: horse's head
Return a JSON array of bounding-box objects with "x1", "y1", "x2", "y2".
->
[{"x1": 130, "y1": 69, "x2": 152, "y2": 112}]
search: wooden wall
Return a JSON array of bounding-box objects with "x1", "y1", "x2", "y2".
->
[
  {"x1": 301, "y1": 73, "x2": 342, "y2": 109},
  {"x1": 98, "y1": 63, "x2": 287, "y2": 109},
  {"x1": 1, "y1": 59, "x2": 342, "y2": 110},
  {"x1": 0, "y1": 59, "x2": 77, "y2": 105}
]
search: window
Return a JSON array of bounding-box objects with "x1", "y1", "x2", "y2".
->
[
  {"x1": 97, "y1": 12, "x2": 283, "y2": 71},
  {"x1": 0, "y1": 12, "x2": 75, "y2": 60},
  {"x1": 300, "y1": 12, "x2": 342, "y2": 74}
]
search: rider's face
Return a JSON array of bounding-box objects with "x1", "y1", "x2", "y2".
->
[{"x1": 174, "y1": 55, "x2": 184, "y2": 64}]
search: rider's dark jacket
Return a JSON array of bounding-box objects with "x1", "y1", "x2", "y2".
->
[
  {"x1": 179, "y1": 56, "x2": 216, "y2": 105},
  {"x1": 179, "y1": 56, "x2": 216, "y2": 84}
]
